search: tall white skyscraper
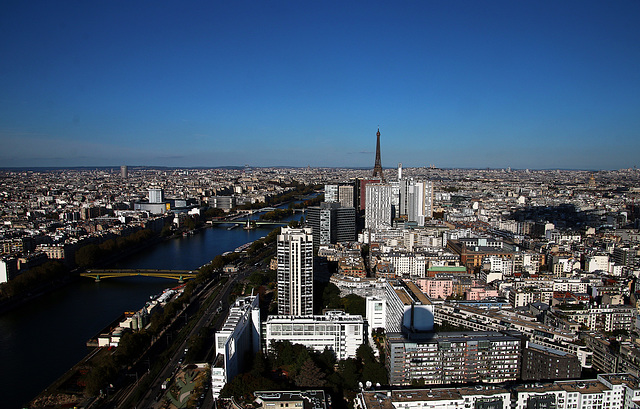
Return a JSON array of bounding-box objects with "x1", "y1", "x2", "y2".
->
[
  {"x1": 365, "y1": 183, "x2": 393, "y2": 230},
  {"x1": 277, "y1": 227, "x2": 314, "y2": 316},
  {"x1": 399, "y1": 179, "x2": 433, "y2": 226}
]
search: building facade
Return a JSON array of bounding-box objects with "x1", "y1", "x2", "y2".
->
[
  {"x1": 277, "y1": 227, "x2": 314, "y2": 316},
  {"x1": 365, "y1": 183, "x2": 393, "y2": 230},
  {"x1": 399, "y1": 179, "x2": 434, "y2": 226},
  {"x1": 522, "y1": 342, "x2": 582, "y2": 381},
  {"x1": 307, "y1": 202, "x2": 356, "y2": 249},
  {"x1": 264, "y1": 311, "x2": 365, "y2": 360},
  {"x1": 386, "y1": 331, "x2": 521, "y2": 386},
  {"x1": 148, "y1": 188, "x2": 164, "y2": 204},
  {"x1": 211, "y1": 295, "x2": 261, "y2": 399}
]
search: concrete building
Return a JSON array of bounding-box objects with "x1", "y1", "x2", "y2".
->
[
  {"x1": 338, "y1": 184, "x2": 355, "y2": 208},
  {"x1": 386, "y1": 331, "x2": 521, "y2": 386},
  {"x1": 514, "y1": 373, "x2": 640, "y2": 409},
  {"x1": 211, "y1": 295, "x2": 261, "y2": 399},
  {"x1": 255, "y1": 390, "x2": 328, "y2": 409},
  {"x1": 324, "y1": 184, "x2": 339, "y2": 203},
  {"x1": 209, "y1": 195, "x2": 236, "y2": 211},
  {"x1": 522, "y1": 342, "x2": 582, "y2": 381},
  {"x1": 329, "y1": 274, "x2": 388, "y2": 298},
  {"x1": 385, "y1": 279, "x2": 434, "y2": 334},
  {"x1": 399, "y1": 179, "x2": 434, "y2": 226},
  {"x1": 0, "y1": 256, "x2": 18, "y2": 283},
  {"x1": 264, "y1": 311, "x2": 365, "y2": 360},
  {"x1": 377, "y1": 251, "x2": 427, "y2": 278},
  {"x1": 435, "y1": 302, "x2": 593, "y2": 369},
  {"x1": 355, "y1": 386, "x2": 511, "y2": 409},
  {"x1": 416, "y1": 278, "x2": 455, "y2": 300},
  {"x1": 277, "y1": 227, "x2": 314, "y2": 316},
  {"x1": 306, "y1": 202, "x2": 356, "y2": 249},
  {"x1": 356, "y1": 373, "x2": 640, "y2": 409},
  {"x1": 365, "y1": 183, "x2": 393, "y2": 230},
  {"x1": 365, "y1": 296, "x2": 387, "y2": 331},
  {"x1": 148, "y1": 188, "x2": 164, "y2": 204}
]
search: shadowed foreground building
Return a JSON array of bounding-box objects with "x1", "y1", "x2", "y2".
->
[
  {"x1": 355, "y1": 373, "x2": 640, "y2": 409},
  {"x1": 211, "y1": 295, "x2": 261, "y2": 399},
  {"x1": 254, "y1": 390, "x2": 328, "y2": 409},
  {"x1": 522, "y1": 342, "x2": 582, "y2": 381}
]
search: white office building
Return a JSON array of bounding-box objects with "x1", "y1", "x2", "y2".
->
[
  {"x1": 324, "y1": 184, "x2": 339, "y2": 203},
  {"x1": 338, "y1": 184, "x2": 355, "y2": 208},
  {"x1": 211, "y1": 295, "x2": 261, "y2": 399},
  {"x1": 385, "y1": 280, "x2": 434, "y2": 333},
  {"x1": 264, "y1": 311, "x2": 365, "y2": 360},
  {"x1": 365, "y1": 296, "x2": 386, "y2": 331}
]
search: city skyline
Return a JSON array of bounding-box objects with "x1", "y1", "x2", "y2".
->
[{"x1": 1, "y1": 1, "x2": 639, "y2": 170}]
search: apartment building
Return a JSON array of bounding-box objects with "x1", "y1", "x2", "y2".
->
[{"x1": 386, "y1": 331, "x2": 521, "y2": 386}]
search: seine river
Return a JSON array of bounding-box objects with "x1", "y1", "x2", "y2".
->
[{"x1": 0, "y1": 211, "x2": 300, "y2": 409}]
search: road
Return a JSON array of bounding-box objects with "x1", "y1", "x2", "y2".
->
[{"x1": 132, "y1": 267, "x2": 250, "y2": 409}]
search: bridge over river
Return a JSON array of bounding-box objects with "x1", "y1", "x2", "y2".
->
[{"x1": 81, "y1": 269, "x2": 196, "y2": 282}]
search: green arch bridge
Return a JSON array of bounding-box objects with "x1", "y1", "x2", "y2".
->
[{"x1": 81, "y1": 269, "x2": 196, "y2": 282}]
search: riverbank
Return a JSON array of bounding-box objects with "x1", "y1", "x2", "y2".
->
[
  {"x1": 25, "y1": 247, "x2": 238, "y2": 409},
  {"x1": 2, "y1": 204, "x2": 306, "y2": 409},
  {"x1": 0, "y1": 234, "x2": 169, "y2": 317}
]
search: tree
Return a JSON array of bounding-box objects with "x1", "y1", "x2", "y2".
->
[
  {"x1": 337, "y1": 358, "x2": 360, "y2": 390},
  {"x1": 75, "y1": 244, "x2": 103, "y2": 268},
  {"x1": 116, "y1": 331, "x2": 151, "y2": 364},
  {"x1": 341, "y1": 294, "x2": 365, "y2": 316},
  {"x1": 84, "y1": 354, "x2": 117, "y2": 395},
  {"x1": 294, "y1": 359, "x2": 326, "y2": 388},
  {"x1": 219, "y1": 372, "x2": 277, "y2": 402},
  {"x1": 321, "y1": 283, "x2": 341, "y2": 311},
  {"x1": 161, "y1": 224, "x2": 173, "y2": 237},
  {"x1": 318, "y1": 346, "x2": 337, "y2": 373},
  {"x1": 248, "y1": 271, "x2": 266, "y2": 286},
  {"x1": 356, "y1": 344, "x2": 387, "y2": 385}
]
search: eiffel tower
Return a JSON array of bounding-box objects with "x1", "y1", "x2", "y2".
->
[{"x1": 372, "y1": 128, "x2": 385, "y2": 182}]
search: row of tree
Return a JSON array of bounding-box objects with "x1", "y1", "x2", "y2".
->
[
  {"x1": 1, "y1": 228, "x2": 160, "y2": 302},
  {"x1": 235, "y1": 182, "x2": 321, "y2": 211},
  {"x1": 75, "y1": 228, "x2": 157, "y2": 268},
  {"x1": 220, "y1": 341, "x2": 387, "y2": 407},
  {"x1": 0, "y1": 260, "x2": 66, "y2": 300}
]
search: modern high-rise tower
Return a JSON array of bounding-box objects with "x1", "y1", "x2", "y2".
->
[
  {"x1": 399, "y1": 179, "x2": 434, "y2": 226},
  {"x1": 277, "y1": 227, "x2": 314, "y2": 316},
  {"x1": 365, "y1": 183, "x2": 393, "y2": 230},
  {"x1": 307, "y1": 202, "x2": 356, "y2": 249},
  {"x1": 372, "y1": 128, "x2": 384, "y2": 182}
]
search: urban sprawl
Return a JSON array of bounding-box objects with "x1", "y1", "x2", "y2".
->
[{"x1": 3, "y1": 149, "x2": 640, "y2": 409}]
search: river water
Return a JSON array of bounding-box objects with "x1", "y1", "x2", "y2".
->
[{"x1": 0, "y1": 211, "x2": 301, "y2": 409}]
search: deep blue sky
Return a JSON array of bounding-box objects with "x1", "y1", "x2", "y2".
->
[{"x1": 1, "y1": 1, "x2": 639, "y2": 170}]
